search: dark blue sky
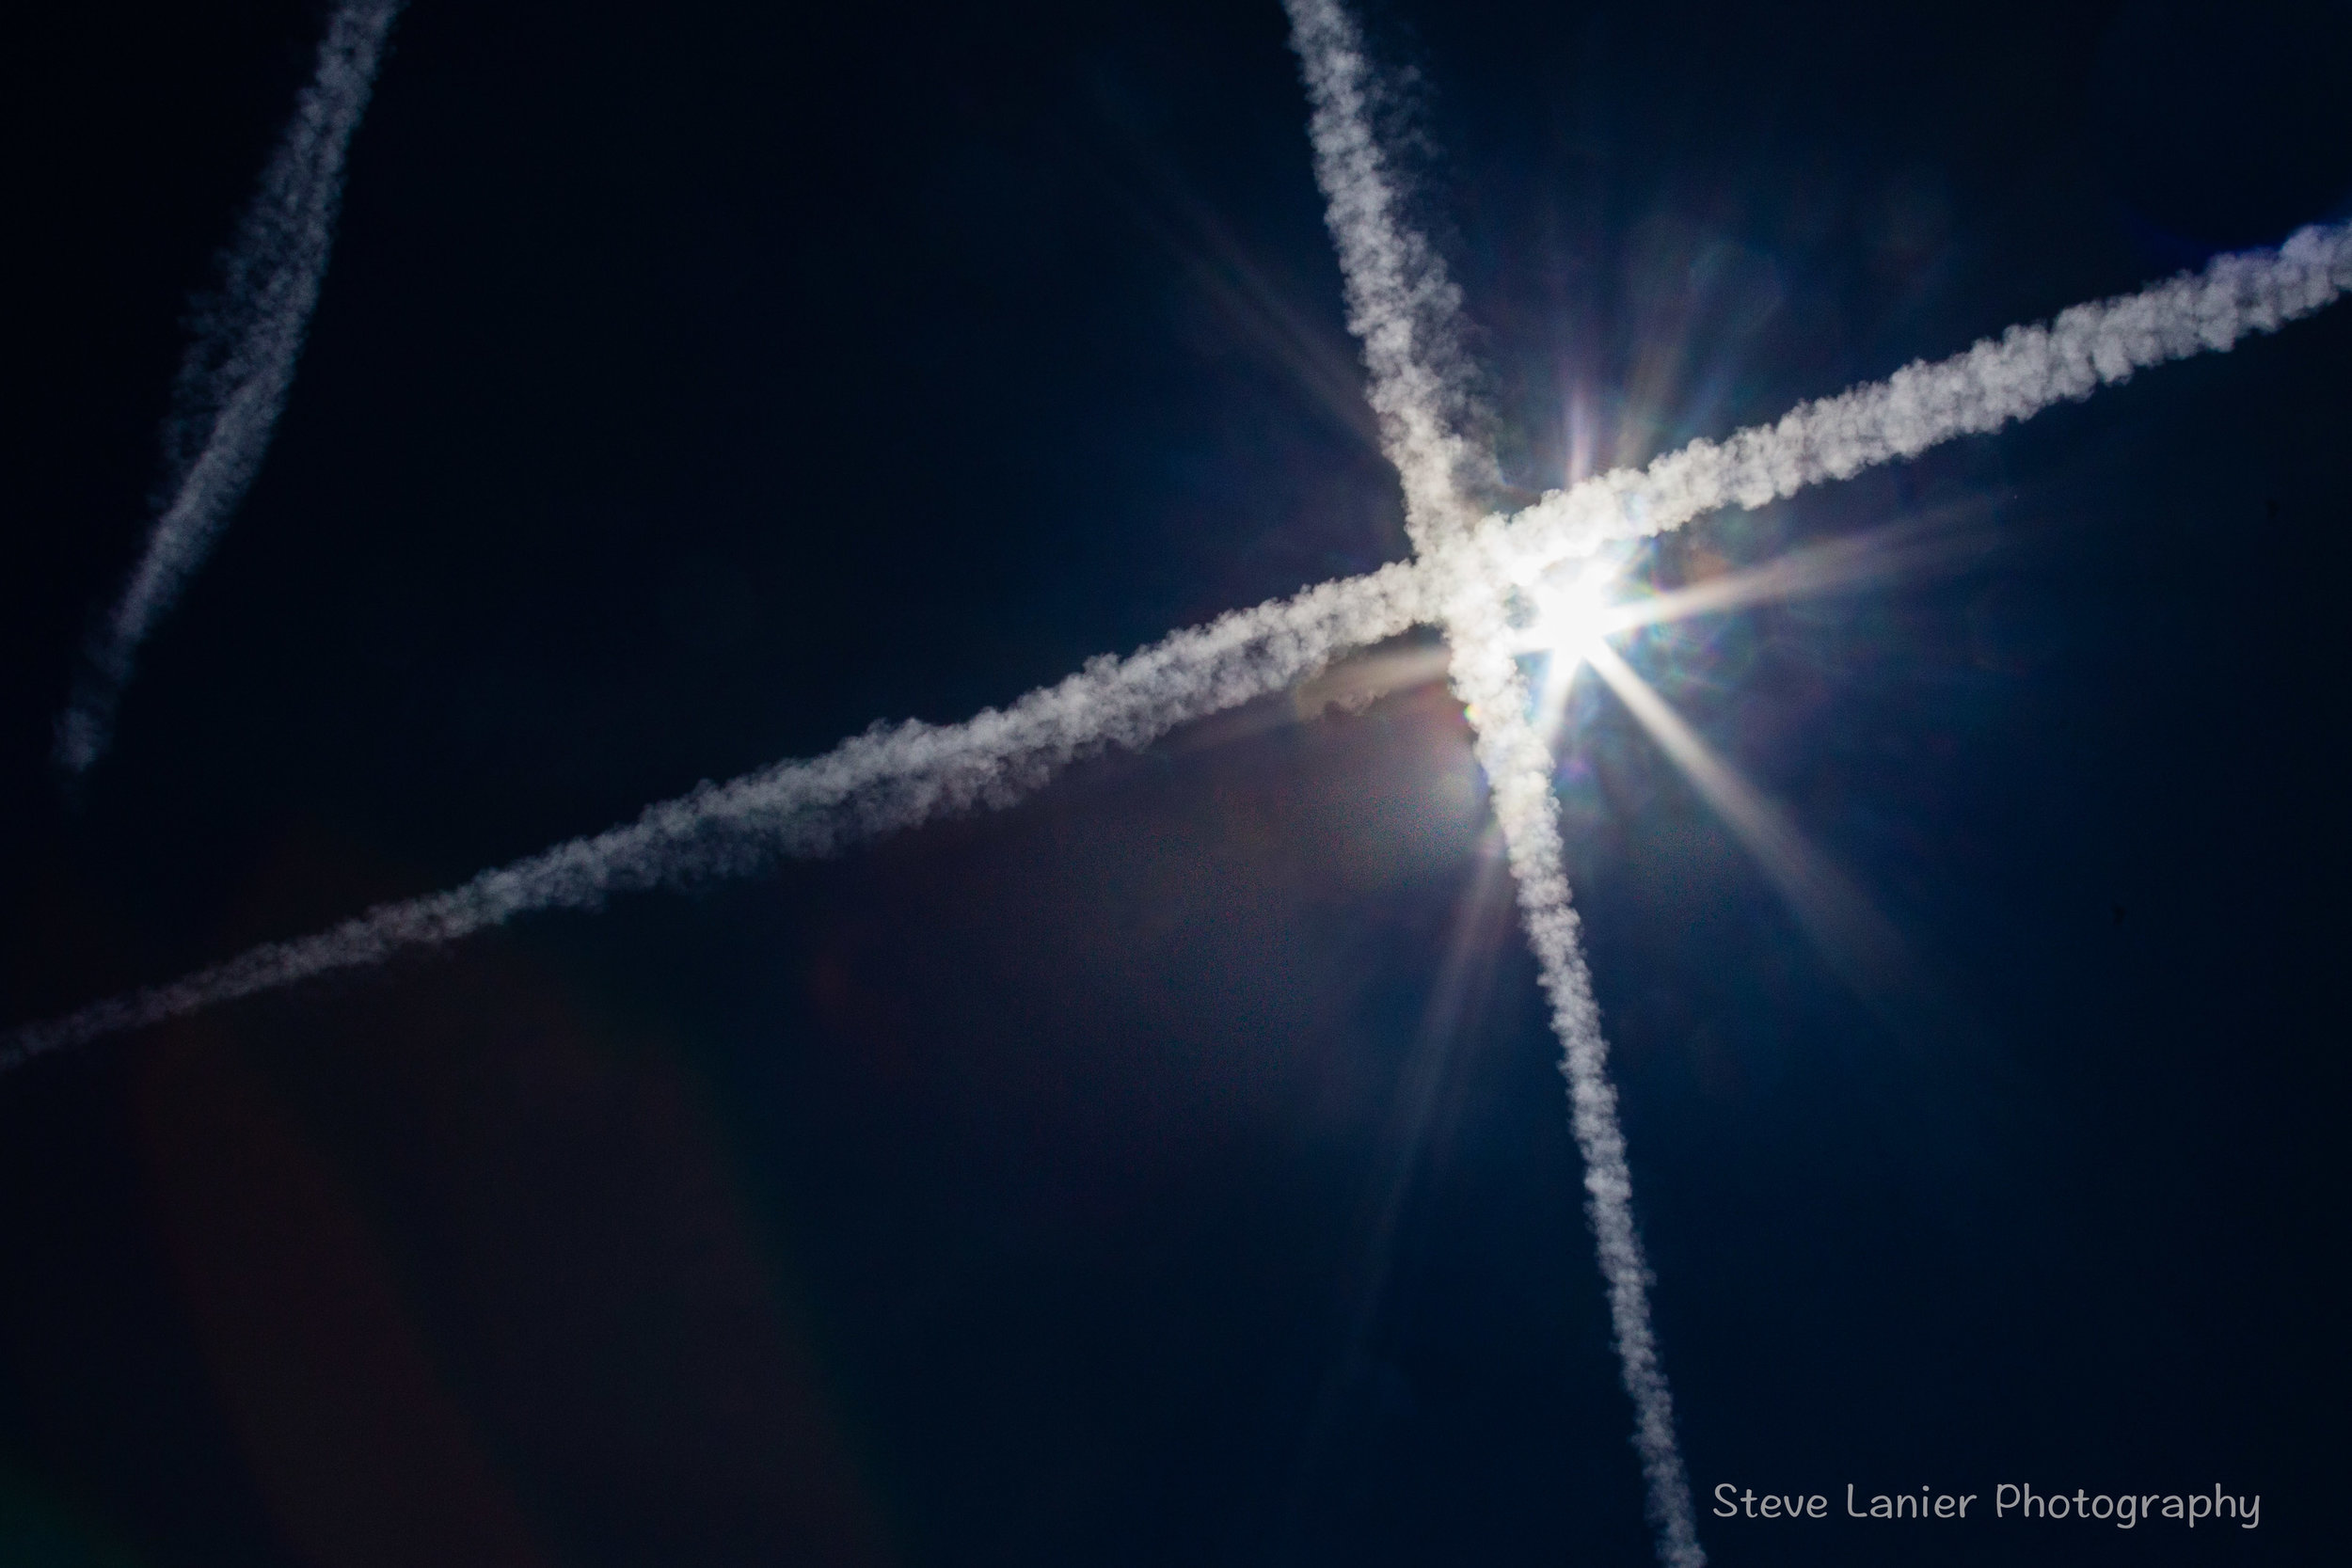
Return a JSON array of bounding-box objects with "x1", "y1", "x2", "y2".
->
[{"x1": 3, "y1": 2, "x2": 2347, "y2": 1564}]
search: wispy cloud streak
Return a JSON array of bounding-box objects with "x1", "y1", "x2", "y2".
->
[
  {"x1": 1495, "y1": 221, "x2": 2352, "y2": 574},
  {"x1": 1444, "y1": 594, "x2": 1706, "y2": 1568},
  {"x1": 1280, "y1": 0, "x2": 1486, "y2": 546},
  {"x1": 1283, "y1": 3, "x2": 1706, "y2": 1560},
  {"x1": 3, "y1": 562, "x2": 1435, "y2": 1069},
  {"x1": 4, "y1": 192, "x2": 2333, "y2": 1175},
  {"x1": 12, "y1": 221, "x2": 2344, "y2": 1079},
  {"x1": 56, "y1": 0, "x2": 405, "y2": 779},
  {"x1": 6, "y1": 48, "x2": 2344, "y2": 1556}
]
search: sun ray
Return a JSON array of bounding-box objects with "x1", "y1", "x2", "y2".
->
[
  {"x1": 1506, "y1": 502, "x2": 1998, "y2": 661},
  {"x1": 1581, "y1": 640, "x2": 1920, "y2": 1015}
]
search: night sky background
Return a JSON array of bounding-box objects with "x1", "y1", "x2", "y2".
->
[{"x1": 4, "y1": 2, "x2": 2349, "y2": 1564}]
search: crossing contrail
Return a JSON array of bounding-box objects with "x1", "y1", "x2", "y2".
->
[
  {"x1": 55, "y1": 0, "x2": 405, "y2": 780},
  {"x1": 1280, "y1": 2, "x2": 1705, "y2": 1560},
  {"x1": 14, "y1": 15, "x2": 2349, "y2": 1562},
  {"x1": 7, "y1": 140, "x2": 2344, "y2": 1238}
]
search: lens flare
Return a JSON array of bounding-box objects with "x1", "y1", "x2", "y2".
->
[{"x1": 1505, "y1": 549, "x2": 1634, "y2": 732}]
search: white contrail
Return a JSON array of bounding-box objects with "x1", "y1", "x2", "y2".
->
[
  {"x1": 2, "y1": 561, "x2": 1437, "y2": 1069},
  {"x1": 1491, "y1": 219, "x2": 2352, "y2": 578},
  {"x1": 1282, "y1": 3, "x2": 1705, "y2": 1561},
  {"x1": 9, "y1": 198, "x2": 2344, "y2": 1138},
  {"x1": 8, "y1": 32, "x2": 2344, "y2": 1552},
  {"x1": 55, "y1": 0, "x2": 405, "y2": 779},
  {"x1": 1430, "y1": 216, "x2": 2348, "y2": 1568},
  {"x1": 1279, "y1": 0, "x2": 1486, "y2": 547},
  {"x1": 1445, "y1": 588, "x2": 1706, "y2": 1568}
]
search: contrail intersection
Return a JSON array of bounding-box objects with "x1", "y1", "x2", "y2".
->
[{"x1": 11, "y1": 8, "x2": 2352, "y2": 1562}]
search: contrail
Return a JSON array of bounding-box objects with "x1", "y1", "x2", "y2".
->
[
  {"x1": 3, "y1": 561, "x2": 1437, "y2": 1069},
  {"x1": 1492, "y1": 219, "x2": 2352, "y2": 577},
  {"x1": 9, "y1": 188, "x2": 2344, "y2": 1162},
  {"x1": 1281, "y1": 2, "x2": 1705, "y2": 1561},
  {"x1": 12, "y1": 23, "x2": 2347, "y2": 1555},
  {"x1": 1290, "y1": 509, "x2": 1995, "y2": 715},
  {"x1": 55, "y1": 0, "x2": 405, "y2": 780},
  {"x1": 1279, "y1": 0, "x2": 1489, "y2": 547},
  {"x1": 1430, "y1": 200, "x2": 2343, "y2": 1568},
  {"x1": 1443, "y1": 587, "x2": 1706, "y2": 1568}
]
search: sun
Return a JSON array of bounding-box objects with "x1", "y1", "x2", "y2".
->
[{"x1": 1505, "y1": 549, "x2": 1636, "y2": 721}]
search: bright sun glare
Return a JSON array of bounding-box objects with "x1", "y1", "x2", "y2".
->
[
  {"x1": 1514, "y1": 553, "x2": 1632, "y2": 718},
  {"x1": 1532, "y1": 568, "x2": 1618, "y2": 654}
]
